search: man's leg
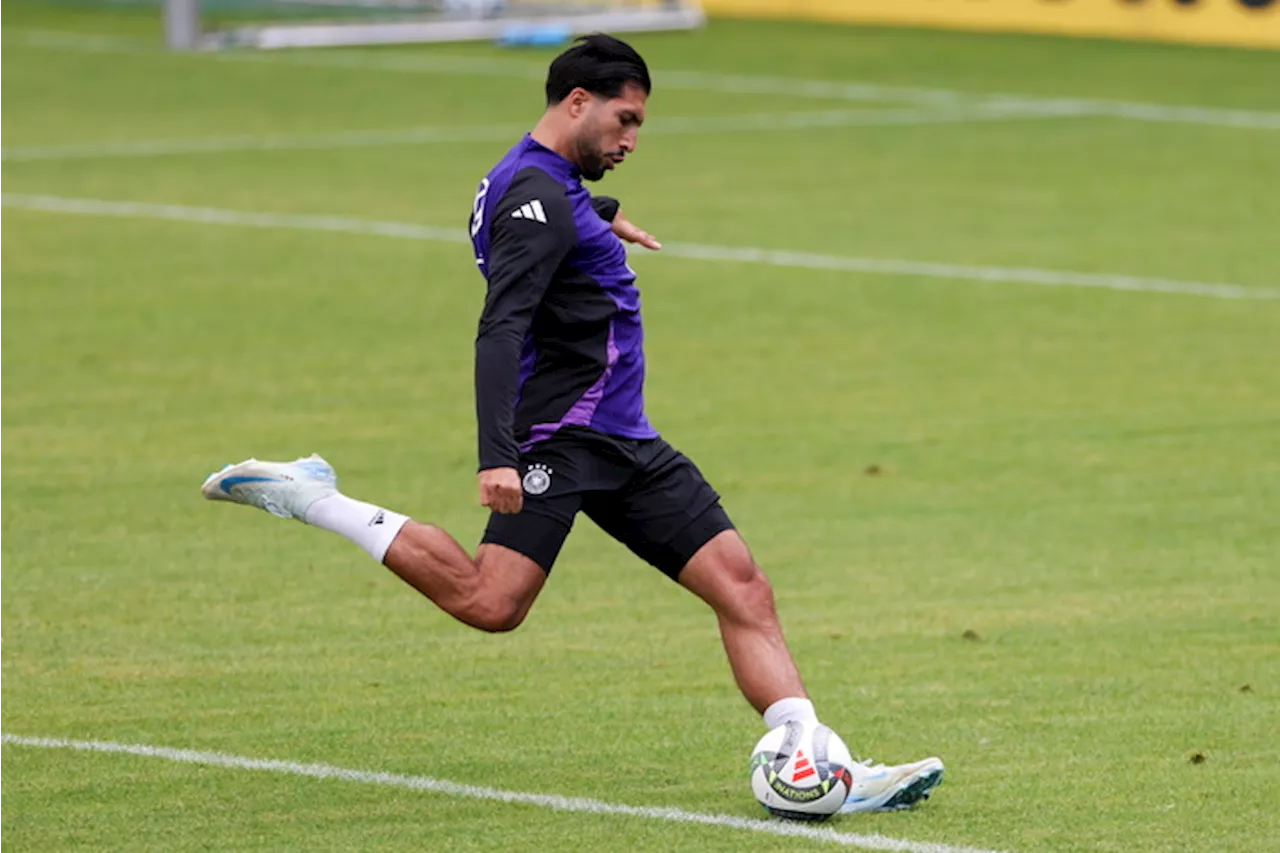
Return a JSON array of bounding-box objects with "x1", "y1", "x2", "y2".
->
[
  {"x1": 202, "y1": 455, "x2": 555, "y2": 633},
  {"x1": 582, "y1": 440, "x2": 810, "y2": 722},
  {"x1": 383, "y1": 528, "x2": 547, "y2": 633},
  {"x1": 677, "y1": 526, "x2": 945, "y2": 812},
  {"x1": 586, "y1": 439, "x2": 945, "y2": 812},
  {"x1": 677, "y1": 529, "x2": 807, "y2": 715}
]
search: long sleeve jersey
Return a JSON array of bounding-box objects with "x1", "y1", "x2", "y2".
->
[{"x1": 469, "y1": 134, "x2": 658, "y2": 471}]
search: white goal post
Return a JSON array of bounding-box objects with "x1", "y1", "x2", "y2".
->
[{"x1": 164, "y1": 0, "x2": 704, "y2": 51}]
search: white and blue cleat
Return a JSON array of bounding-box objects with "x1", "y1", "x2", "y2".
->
[
  {"x1": 201, "y1": 454, "x2": 337, "y2": 521},
  {"x1": 841, "y1": 756, "x2": 945, "y2": 813}
]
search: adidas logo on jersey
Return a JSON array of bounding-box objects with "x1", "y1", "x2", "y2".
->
[{"x1": 511, "y1": 200, "x2": 548, "y2": 224}]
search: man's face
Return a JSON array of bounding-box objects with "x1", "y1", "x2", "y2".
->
[{"x1": 568, "y1": 82, "x2": 647, "y2": 182}]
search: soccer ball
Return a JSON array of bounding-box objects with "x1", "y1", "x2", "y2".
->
[{"x1": 749, "y1": 721, "x2": 854, "y2": 821}]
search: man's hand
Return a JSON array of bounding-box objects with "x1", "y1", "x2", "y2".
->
[
  {"x1": 479, "y1": 467, "x2": 524, "y2": 514},
  {"x1": 612, "y1": 207, "x2": 662, "y2": 250}
]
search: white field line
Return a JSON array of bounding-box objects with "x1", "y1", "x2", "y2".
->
[
  {"x1": 1, "y1": 105, "x2": 1059, "y2": 162},
  {"x1": 2, "y1": 193, "x2": 466, "y2": 243},
  {"x1": 658, "y1": 71, "x2": 1280, "y2": 130},
  {"x1": 0, "y1": 733, "x2": 1003, "y2": 853},
  {"x1": 961, "y1": 95, "x2": 1280, "y2": 130},
  {"x1": 655, "y1": 243, "x2": 1278, "y2": 301},
  {"x1": 219, "y1": 51, "x2": 1280, "y2": 129},
  {"x1": 8, "y1": 28, "x2": 1279, "y2": 131},
  {"x1": 5, "y1": 193, "x2": 1276, "y2": 302}
]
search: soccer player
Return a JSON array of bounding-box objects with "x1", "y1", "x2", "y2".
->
[{"x1": 202, "y1": 34, "x2": 943, "y2": 813}]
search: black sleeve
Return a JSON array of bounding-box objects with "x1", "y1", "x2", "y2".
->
[
  {"x1": 590, "y1": 196, "x2": 620, "y2": 223},
  {"x1": 475, "y1": 169, "x2": 577, "y2": 471}
]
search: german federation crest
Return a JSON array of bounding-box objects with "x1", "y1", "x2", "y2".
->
[{"x1": 522, "y1": 463, "x2": 552, "y2": 495}]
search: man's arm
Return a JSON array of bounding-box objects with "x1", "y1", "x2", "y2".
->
[
  {"x1": 475, "y1": 170, "x2": 577, "y2": 477},
  {"x1": 593, "y1": 195, "x2": 662, "y2": 250},
  {"x1": 591, "y1": 196, "x2": 621, "y2": 223}
]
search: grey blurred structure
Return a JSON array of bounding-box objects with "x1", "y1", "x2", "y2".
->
[{"x1": 163, "y1": 0, "x2": 704, "y2": 51}]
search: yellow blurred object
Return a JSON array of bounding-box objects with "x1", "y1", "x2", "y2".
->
[{"x1": 699, "y1": 0, "x2": 1280, "y2": 49}]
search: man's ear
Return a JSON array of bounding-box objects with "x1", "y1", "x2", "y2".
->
[{"x1": 565, "y1": 88, "x2": 592, "y2": 118}]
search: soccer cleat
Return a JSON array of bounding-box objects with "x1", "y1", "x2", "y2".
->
[
  {"x1": 839, "y1": 756, "x2": 945, "y2": 814},
  {"x1": 201, "y1": 454, "x2": 337, "y2": 521}
]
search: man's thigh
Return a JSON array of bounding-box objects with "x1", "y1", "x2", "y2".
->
[
  {"x1": 480, "y1": 430, "x2": 628, "y2": 572},
  {"x1": 583, "y1": 439, "x2": 736, "y2": 580}
]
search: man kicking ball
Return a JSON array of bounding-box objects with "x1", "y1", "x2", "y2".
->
[{"x1": 202, "y1": 33, "x2": 943, "y2": 814}]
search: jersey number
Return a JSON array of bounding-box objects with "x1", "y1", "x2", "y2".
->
[{"x1": 470, "y1": 178, "x2": 491, "y2": 239}]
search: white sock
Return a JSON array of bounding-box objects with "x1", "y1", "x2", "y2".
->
[
  {"x1": 303, "y1": 494, "x2": 410, "y2": 563},
  {"x1": 763, "y1": 697, "x2": 818, "y2": 730}
]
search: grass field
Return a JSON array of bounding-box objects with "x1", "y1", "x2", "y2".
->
[{"x1": 3, "y1": 4, "x2": 1279, "y2": 851}]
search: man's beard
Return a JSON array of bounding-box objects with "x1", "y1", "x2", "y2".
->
[{"x1": 575, "y1": 137, "x2": 611, "y2": 182}]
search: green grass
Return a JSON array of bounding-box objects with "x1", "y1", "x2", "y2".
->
[{"x1": 4, "y1": 4, "x2": 1279, "y2": 852}]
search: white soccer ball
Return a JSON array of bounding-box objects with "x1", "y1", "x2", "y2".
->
[{"x1": 749, "y1": 721, "x2": 854, "y2": 821}]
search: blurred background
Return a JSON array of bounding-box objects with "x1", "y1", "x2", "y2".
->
[{"x1": 4, "y1": 2, "x2": 1278, "y2": 852}]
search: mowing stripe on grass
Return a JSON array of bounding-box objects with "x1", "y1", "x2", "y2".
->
[
  {"x1": 8, "y1": 28, "x2": 1279, "y2": 131},
  {"x1": 0, "y1": 105, "x2": 1060, "y2": 162},
  {"x1": 6, "y1": 193, "x2": 1276, "y2": 302},
  {"x1": 1, "y1": 733, "x2": 1001, "y2": 853}
]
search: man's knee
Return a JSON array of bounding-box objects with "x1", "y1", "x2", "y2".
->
[
  {"x1": 726, "y1": 561, "x2": 779, "y2": 623},
  {"x1": 454, "y1": 580, "x2": 530, "y2": 632},
  {"x1": 463, "y1": 544, "x2": 546, "y2": 633},
  {"x1": 682, "y1": 533, "x2": 779, "y2": 624},
  {"x1": 464, "y1": 596, "x2": 528, "y2": 633}
]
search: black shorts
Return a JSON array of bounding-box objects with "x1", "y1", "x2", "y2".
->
[{"x1": 481, "y1": 427, "x2": 735, "y2": 580}]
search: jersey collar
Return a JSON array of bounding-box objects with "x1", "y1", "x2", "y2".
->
[{"x1": 523, "y1": 133, "x2": 581, "y2": 181}]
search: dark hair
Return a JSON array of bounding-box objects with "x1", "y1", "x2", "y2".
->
[{"x1": 545, "y1": 33, "x2": 651, "y2": 105}]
